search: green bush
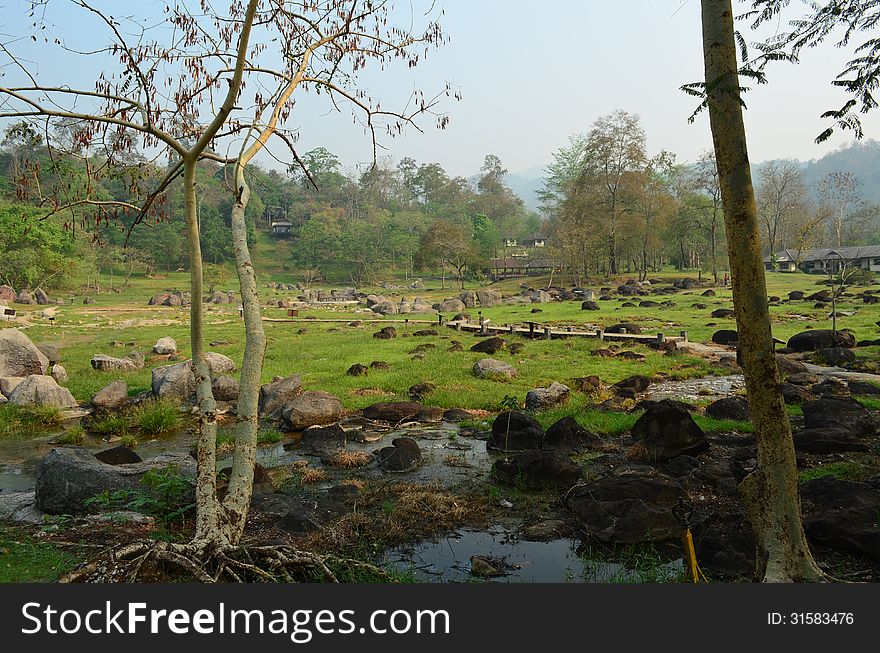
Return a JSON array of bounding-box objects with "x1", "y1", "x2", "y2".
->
[
  {"x1": 85, "y1": 465, "x2": 194, "y2": 524},
  {"x1": 132, "y1": 400, "x2": 182, "y2": 435}
]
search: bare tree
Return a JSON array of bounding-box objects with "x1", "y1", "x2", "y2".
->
[
  {"x1": 756, "y1": 159, "x2": 809, "y2": 260},
  {"x1": 817, "y1": 171, "x2": 862, "y2": 247},
  {"x1": 2, "y1": 0, "x2": 448, "y2": 579},
  {"x1": 700, "y1": 0, "x2": 825, "y2": 582}
]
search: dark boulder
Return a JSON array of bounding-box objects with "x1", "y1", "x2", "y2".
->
[
  {"x1": 710, "y1": 308, "x2": 735, "y2": 319},
  {"x1": 470, "y1": 336, "x2": 506, "y2": 354},
  {"x1": 346, "y1": 363, "x2": 369, "y2": 376},
  {"x1": 705, "y1": 396, "x2": 751, "y2": 422},
  {"x1": 542, "y1": 416, "x2": 601, "y2": 453},
  {"x1": 801, "y1": 477, "x2": 880, "y2": 559},
  {"x1": 605, "y1": 323, "x2": 642, "y2": 335},
  {"x1": 363, "y1": 401, "x2": 425, "y2": 423},
  {"x1": 612, "y1": 375, "x2": 651, "y2": 395},
  {"x1": 802, "y1": 397, "x2": 877, "y2": 437},
  {"x1": 711, "y1": 329, "x2": 738, "y2": 345},
  {"x1": 566, "y1": 474, "x2": 689, "y2": 544},
  {"x1": 794, "y1": 429, "x2": 869, "y2": 454},
  {"x1": 376, "y1": 437, "x2": 422, "y2": 472},
  {"x1": 372, "y1": 326, "x2": 397, "y2": 340},
  {"x1": 787, "y1": 329, "x2": 856, "y2": 352},
  {"x1": 493, "y1": 450, "x2": 582, "y2": 489},
  {"x1": 813, "y1": 347, "x2": 856, "y2": 366},
  {"x1": 299, "y1": 424, "x2": 346, "y2": 458},
  {"x1": 630, "y1": 400, "x2": 708, "y2": 461},
  {"x1": 581, "y1": 301, "x2": 600, "y2": 310},
  {"x1": 780, "y1": 383, "x2": 812, "y2": 404},
  {"x1": 487, "y1": 411, "x2": 544, "y2": 452}
]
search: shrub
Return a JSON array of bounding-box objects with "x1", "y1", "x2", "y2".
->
[{"x1": 132, "y1": 400, "x2": 181, "y2": 435}]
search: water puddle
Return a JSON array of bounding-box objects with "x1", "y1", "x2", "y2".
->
[{"x1": 385, "y1": 527, "x2": 683, "y2": 583}]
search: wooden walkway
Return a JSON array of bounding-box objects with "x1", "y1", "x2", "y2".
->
[{"x1": 445, "y1": 319, "x2": 688, "y2": 343}]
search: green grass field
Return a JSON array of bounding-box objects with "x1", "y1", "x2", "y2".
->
[{"x1": 7, "y1": 267, "x2": 880, "y2": 413}]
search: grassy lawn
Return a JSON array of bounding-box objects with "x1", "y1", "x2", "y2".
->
[
  {"x1": 7, "y1": 267, "x2": 880, "y2": 412},
  {"x1": 0, "y1": 526, "x2": 81, "y2": 582}
]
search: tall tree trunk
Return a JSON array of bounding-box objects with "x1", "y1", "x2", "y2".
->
[
  {"x1": 184, "y1": 160, "x2": 222, "y2": 546},
  {"x1": 221, "y1": 165, "x2": 267, "y2": 544},
  {"x1": 701, "y1": 0, "x2": 825, "y2": 582},
  {"x1": 710, "y1": 218, "x2": 719, "y2": 284}
]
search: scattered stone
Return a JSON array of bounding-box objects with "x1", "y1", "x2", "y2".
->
[
  {"x1": 282, "y1": 390, "x2": 343, "y2": 431},
  {"x1": 37, "y1": 343, "x2": 61, "y2": 365},
  {"x1": 802, "y1": 397, "x2": 877, "y2": 437},
  {"x1": 408, "y1": 382, "x2": 435, "y2": 401},
  {"x1": 470, "y1": 555, "x2": 504, "y2": 578},
  {"x1": 525, "y1": 382, "x2": 570, "y2": 411},
  {"x1": 794, "y1": 429, "x2": 869, "y2": 454},
  {"x1": 775, "y1": 355, "x2": 809, "y2": 376},
  {"x1": 705, "y1": 396, "x2": 750, "y2": 422},
  {"x1": 813, "y1": 347, "x2": 856, "y2": 366},
  {"x1": 91, "y1": 380, "x2": 129, "y2": 411},
  {"x1": 438, "y1": 298, "x2": 466, "y2": 313},
  {"x1": 630, "y1": 399, "x2": 708, "y2": 461},
  {"x1": 0, "y1": 491, "x2": 44, "y2": 524},
  {"x1": 369, "y1": 361, "x2": 390, "y2": 370},
  {"x1": 35, "y1": 447, "x2": 195, "y2": 515},
  {"x1": 787, "y1": 329, "x2": 856, "y2": 352},
  {"x1": 9, "y1": 375, "x2": 78, "y2": 408},
  {"x1": 612, "y1": 375, "x2": 651, "y2": 395},
  {"x1": 33, "y1": 287, "x2": 50, "y2": 305},
  {"x1": 473, "y1": 358, "x2": 518, "y2": 380},
  {"x1": 443, "y1": 408, "x2": 474, "y2": 422},
  {"x1": 543, "y1": 416, "x2": 601, "y2": 453},
  {"x1": 0, "y1": 285, "x2": 15, "y2": 303},
  {"x1": 566, "y1": 474, "x2": 689, "y2": 544},
  {"x1": 152, "y1": 337, "x2": 177, "y2": 355},
  {"x1": 48, "y1": 364, "x2": 67, "y2": 385},
  {"x1": 376, "y1": 437, "x2": 422, "y2": 472},
  {"x1": 581, "y1": 301, "x2": 600, "y2": 310},
  {"x1": 493, "y1": 450, "x2": 582, "y2": 489},
  {"x1": 211, "y1": 375, "x2": 239, "y2": 402},
  {"x1": 470, "y1": 336, "x2": 506, "y2": 354},
  {"x1": 710, "y1": 308, "x2": 735, "y2": 319},
  {"x1": 299, "y1": 424, "x2": 346, "y2": 457},
  {"x1": 90, "y1": 352, "x2": 144, "y2": 372},
  {"x1": 346, "y1": 363, "x2": 369, "y2": 377},
  {"x1": 848, "y1": 381, "x2": 880, "y2": 396},
  {"x1": 711, "y1": 329, "x2": 738, "y2": 345},
  {"x1": 363, "y1": 401, "x2": 425, "y2": 423},
  {"x1": 151, "y1": 353, "x2": 235, "y2": 403},
  {"x1": 788, "y1": 290, "x2": 805, "y2": 300},
  {"x1": 0, "y1": 328, "x2": 49, "y2": 376},
  {"x1": 372, "y1": 326, "x2": 397, "y2": 340},
  {"x1": 780, "y1": 382, "x2": 812, "y2": 404},
  {"x1": 701, "y1": 289, "x2": 716, "y2": 297},
  {"x1": 801, "y1": 477, "x2": 880, "y2": 559},
  {"x1": 488, "y1": 411, "x2": 543, "y2": 452},
  {"x1": 605, "y1": 323, "x2": 642, "y2": 335},
  {"x1": 413, "y1": 329, "x2": 438, "y2": 337}
]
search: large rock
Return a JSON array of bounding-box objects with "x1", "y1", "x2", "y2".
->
[
  {"x1": 543, "y1": 416, "x2": 601, "y2": 453},
  {"x1": 470, "y1": 337, "x2": 506, "y2": 354},
  {"x1": 711, "y1": 330, "x2": 738, "y2": 345},
  {"x1": 35, "y1": 447, "x2": 196, "y2": 515},
  {"x1": 151, "y1": 353, "x2": 236, "y2": 403},
  {"x1": 8, "y1": 375, "x2": 77, "y2": 408},
  {"x1": 259, "y1": 374, "x2": 303, "y2": 418},
  {"x1": 0, "y1": 285, "x2": 15, "y2": 303},
  {"x1": 0, "y1": 328, "x2": 49, "y2": 377},
  {"x1": 605, "y1": 323, "x2": 642, "y2": 335},
  {"x1": 801, "y1": 477, "x2": 880, "y2": 558},
  {"x1": 802, "y1": 397, "x2": 877, "y2": 437},
  {"x1": 476, "y1": 289, "x2": 502, "y2": 308},
  {"x1": 362, "y1": 401, "x2": 424, "y2": 423},
  {"x1": 488, "y1": 411, "x2": 544, "y2": 452},
  {"x1": 50, "y1": 363, "x2": 68, "y2": 384},
  {"x1": 14, "y1": 291, "x2": 34, "y2": 304},
  {"x1": 299, "y1": 424, "x2": 346, "y2": 458},
  {"x1": 566, "y1": 474, "x2": 689, "y2": 544},
  {"x1": 473, "y1": 358, "x2": 518, "y2": 380},
  {"x1": 282, "y1": 390, "x2": 343, "y2": 430},
  {"x1": 493, "y1": 450, "x2": 582, "y2": 489},
  {"x1": 152, "y1": 337, "x2": 178, "y2": 355},
  {"x1": 438, "y1": 298, "x2": 466, "y2": 313},
  {"x1": 91, "y1": 353, "x2": 144, "y2": 372},
  {"x1": 794, "y1": 429, "x2": 869, "y2": 454},
  {"x1": 0, "y1": 376, "x2": 26, "y2": 398},
  {"x1": 775, "y1": 355, "x2": 808, "y2": 376},
  {"x1": 94, "y1": 446, "x2": 142, "y2": 465},
  {"x1": 705, "y1": 396, "x2": 751, "y2": 422},
  {"x1": 33, "y1": 287, "x2": 50, "y2": 305},
  {"x1": 630, "y1": 399, "x2": 708, "y2": 461},
  {"x1": 457, "y1": 290, "x2": 478, "y2": 308},
  {"x1": 813, "y1": 347, "x2": 856, "y2": 367},
  {"x1": 376, "y1": 437, "x2": 422, "y2": 472},
  {"x1": 36, "y1": 343, "x2": 61, "y2": 365},
  {"x1": 91, "y1": 380, "x2": 130, "y2": 411},
  {"x1": 525, "y1": 382, "x2": 570, "y2": 411},
  {"x1": 787, "y1": 329, "x2": 856, "y2": 352},
  {"x1": 211, "y1": 375, "x2": 240, "y2": 402}
]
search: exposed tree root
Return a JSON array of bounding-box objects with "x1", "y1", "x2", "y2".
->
[{"x1": 59, "y1": 540, "x2": 394, "y2": 584}]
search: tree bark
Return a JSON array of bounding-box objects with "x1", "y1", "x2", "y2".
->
[{"x1": 701, "y1": 0, "x2": 825, "y2": 582}]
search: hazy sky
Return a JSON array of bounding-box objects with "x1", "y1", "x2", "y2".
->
[{"x1": 2, "y1": 0, "x2": 877, "y2": 178}]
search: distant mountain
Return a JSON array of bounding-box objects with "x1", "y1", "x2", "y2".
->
[
  {"x1": 503, "y1": 171, "x2": 545, "y2": 212},
  {"x1": 800, "y1": 140, "x2": 880, "y2": 203}
]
